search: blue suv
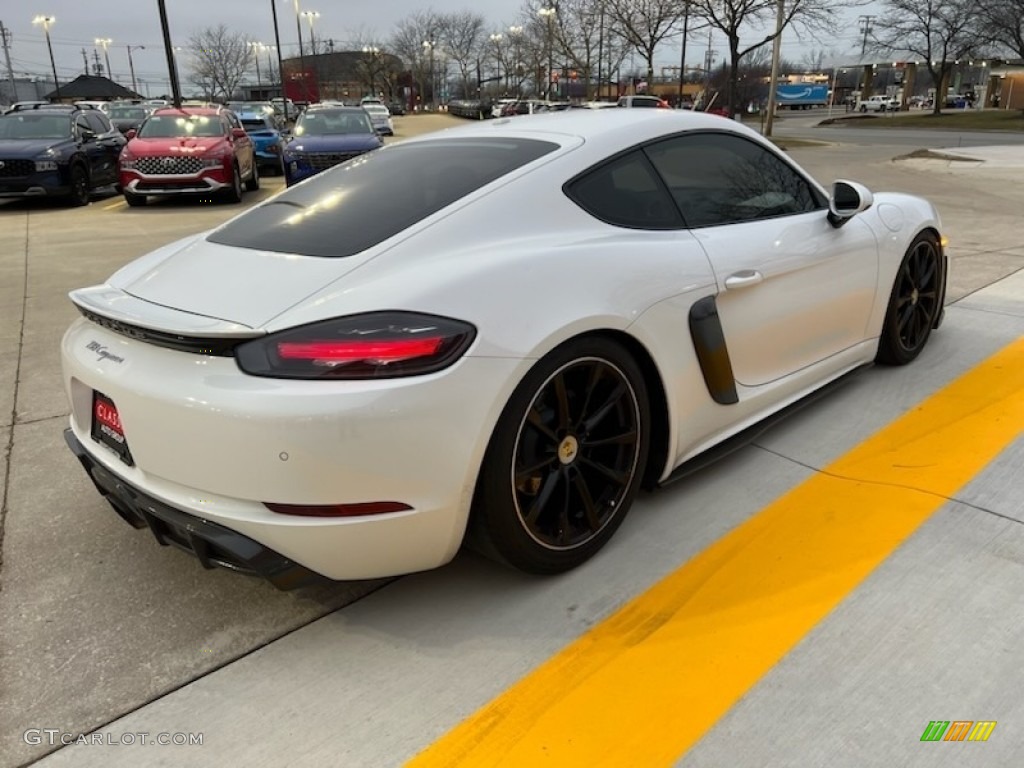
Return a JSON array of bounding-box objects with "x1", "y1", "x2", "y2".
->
[
  {"x1": 282, "y1": 106, "x2": 383, "y2": 186},
  {"x1": 0, "y1": 104, "x2": 125, "y2": 205},
  {"x1": 237, "y1": 111, "x2": 285, "y2": 175}
]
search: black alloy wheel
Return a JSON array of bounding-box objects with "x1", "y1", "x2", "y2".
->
[
  {"x1": 876, "y1": 233, "x2": 942, "y2": 365},
  {"x1": 67, "y1": 165, "x2": 90, "y2": 207},
  {"x1": 470, "y1": 337, "x2": 650, "y2": 574}
]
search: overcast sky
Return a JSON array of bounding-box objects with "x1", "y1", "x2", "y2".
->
[{"x1": 5, "y1": 1, "x2": 876, "y2": 94}]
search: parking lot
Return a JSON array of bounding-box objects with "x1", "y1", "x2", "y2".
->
[{"x1": 2, "y1": 112, "x2": 1023, "y2": 767}]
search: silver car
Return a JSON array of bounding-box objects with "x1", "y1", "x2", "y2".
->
[{"x1": 362, "y1": 103, "x2": 394, "y2": 136}]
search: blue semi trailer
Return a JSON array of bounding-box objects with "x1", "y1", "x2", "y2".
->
[{"x1": 775, "y1": 84, "x2": 830, "y2": 109}]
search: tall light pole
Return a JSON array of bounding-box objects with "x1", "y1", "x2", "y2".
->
[
  {"x1": 538, "y1": 6, "x2": 556, "y2": 100},
  {"x1": 489, "y1": 33, "x2": 503, "y2": 91},
  {"x1": 155, "y1": 0, "x2": 182, "y2": 107},
  {"x1": 764, "y1": 0, "x2": 785, "y2": 136},
  {"x1": 95, "y1": 38, "x2": 113, "y2": 79},
  {"x1": 301, "y1": 11, "x2": 319, "y2": 56},
  {"x1": 362, "y1": 45, "x2": 380, "y2": 97},
  {"x1": 422, "y1": 38, "x2": 435, "y2": 110},
  {"x1": 32, "y1": 15, "x2": 60, "y2": 99},
  {"x1": 250, "y1": 41, "x2": 264, "y2": 91},
  {"x1": 677, "y1": 3, "x2": 690, "y2": 107},
  {"x1": 270, "y1": 0, "x2": 289, "y2": 121},
  {"x1": 508, "y1": 26, "x2": 522, "y2": 97},
  {"x1": 126, "y1": 44, "x2": 144, "y2": 95}
]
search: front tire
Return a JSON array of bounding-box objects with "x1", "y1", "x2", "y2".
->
[
  {"x1": 876, "y1": 233, "x2": 942, "y2": 365},
  {"x1": 66, "y1": 165, "x2": 90, "y2": 207},
  {"x1": 223, "y1": 164, "x2": 243, "y2": 203},
  {"x1": 469, "y1": 337, "x2": 650, "y2": 574},
  {"x1": 123, "y1": 191, "x2": 147, "y2": 207}
]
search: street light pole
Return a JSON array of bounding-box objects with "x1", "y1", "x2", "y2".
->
[
  {"x1": 362, "y1": 46, "x2": 380, "y2": 97},
  {"x1": 95, "y1": 38, "x2": 113, "y2": 80},
  {"x1": 155, "y1": 0, "x2": 182, "y2": 107},
  {"x1": 489, "y1": 34, "x2": 503, "y2": 91},
  {"x1": 538, "y1": 7, "x2": 556, "y2": 100},
  {"x1": 126, "y1": 44, "x2": 145, "y2": 95},
  {"x1": 250, "y1": 42, "x2": 263, "y2": 92},
  {"x1": 269, "y1": 0, "x2": 289, "y2": 122},
  {"x1": 32, "y1": 16, "x2": 60, "y2": 100},
  {"x1": 422, "y1": 38, "x2": 435, "y2": 110},
  {"x1": 508, "y1": 26, "x2": 522, "y2": 97}
]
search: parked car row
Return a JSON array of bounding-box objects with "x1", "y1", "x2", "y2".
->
[{"x1": 0, "y1": 100, "x2": 397, "y2": 207}]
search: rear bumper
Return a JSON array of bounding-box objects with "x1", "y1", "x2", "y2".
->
[{"x1": 65, "y1": 429, "x2": 323, "y2": 590}]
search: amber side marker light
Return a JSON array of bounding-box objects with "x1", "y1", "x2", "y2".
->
[{"x1": 264, "y1": 501, "x2": 413, "y2": 517}]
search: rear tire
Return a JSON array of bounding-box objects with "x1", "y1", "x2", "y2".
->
[
  {"x1": 876, "y1": 233, "x2": 942, "y2": 365},
  {"x1": 468, "y1": 337, "x2": 650, "y2": 574}
]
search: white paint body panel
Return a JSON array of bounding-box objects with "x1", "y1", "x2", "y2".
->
[{"x1": 60, "y1": 110, "x2": 945, "y2": 580}]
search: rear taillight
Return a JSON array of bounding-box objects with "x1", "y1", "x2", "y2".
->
[{"x1": 235, "y1": 311, "x2": 476, "y2": 379}]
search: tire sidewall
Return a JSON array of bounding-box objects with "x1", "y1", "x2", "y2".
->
[
  {"x1": 470, "y1": 336, "x2": 651, "y2": 573},
  {"x1": 876, "y1": 232, "x2": 940, "y2": 365}
]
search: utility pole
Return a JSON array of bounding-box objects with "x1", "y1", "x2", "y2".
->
[
  {"x1": 859, "y1": 15, "x2": 875, "y2": 58},
  {"x1": 764, "y1": 0, "x2": 785, "y2": 136},
  {"x1": 81, "y1": 48, "x2": 90, "y2": 74},
  {"x1": 1, "y1": 22, "x2": 17, "y2": 102},
  {"x1": 92, "y1": 49, "x2": 104, "y2": 76}
]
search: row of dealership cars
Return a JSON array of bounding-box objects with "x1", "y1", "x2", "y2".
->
[{"x1": 0, "y1": 98, "x2": 395, "y2": 207}]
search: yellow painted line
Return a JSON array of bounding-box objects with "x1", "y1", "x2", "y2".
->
[
  {"x1": 102, "y1": 199, "x2": 126, "y2": 211},
  {"x1": 409, "y1": 338, "x2": 1024, "y2": 768}
]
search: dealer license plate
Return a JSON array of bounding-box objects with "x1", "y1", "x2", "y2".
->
[{"x1": 90, "y1": 391, "x2": 134, "y2": 466}]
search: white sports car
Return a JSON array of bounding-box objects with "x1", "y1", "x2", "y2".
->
[{"x1": 61, "y1": 110, "x2": 946, "y2": 588}]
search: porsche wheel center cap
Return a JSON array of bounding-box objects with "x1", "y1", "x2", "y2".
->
[{"x1": 558, "y1": 435, "x2": 580, "y2": 465}]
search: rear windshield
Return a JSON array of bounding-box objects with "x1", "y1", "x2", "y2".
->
[
  {"x1": 241, "y1": 118, "x2": 270, "y2": 129},
  {"x1": 208, "y1": 138, "x2": 558, "y2": 258},
  {"x1": 109, "y1": 107, "x2": 148, "y2": 119}
]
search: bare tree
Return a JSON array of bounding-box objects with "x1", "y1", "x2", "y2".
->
[
  {"x1": 690, "y1": 0, "x2": 841, "y2": 112},
  {"x1": 391, "y1": 11, "x2": 443, "y2": 107},
  {"x1": 801, "y1": 48, "x2": 827, "y2": 72},
  {"x1": 187, "y1": 24, "x2": 255, "y2": 101},
  {"x1": 975, "y1": 0, "x2": 1024, "y2": 59},
  {"x1": 871, "y1": 0, "x2": 978, "y2": 115},
  {"x1": 437, "y1": 11, "x2": 487, "y2": 98},
  {"x1": 604, "y1": 0, "x2": 685, "y2": 90}
]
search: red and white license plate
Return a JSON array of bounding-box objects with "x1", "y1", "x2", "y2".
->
[{"x1": 90, "y1": 391, "x2": 134, "y2": 466}]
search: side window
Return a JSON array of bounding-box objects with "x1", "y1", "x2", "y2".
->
[
  {"x1": 644, "y1": 133, "x2": 824, "y2": 228},
  {"x1": 85, "y1": 112, "x2": 110, "y2": 134},
  {"x1": 567, "y1": 150, "x2": 683, "y2": 229},
  {"x1": 74, "y1": 116, "x2": 92, "y2": 136}
]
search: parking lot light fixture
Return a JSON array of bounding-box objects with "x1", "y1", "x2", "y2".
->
[
  {"x1": 33, "y1": 15, "x2": 60, "y2": 99},
  {"x1": 95, "y1": 37, "x2": 113, "y2": 79},
  {"x1": 509, "y1": 26, "x2": 523, "y2": 96},
  {"x1": 538, "y1": 7, "x2": 556, "y2": 99},
  {"x1": 301, "y1": 10, "x2": 320, "y2": 56}
]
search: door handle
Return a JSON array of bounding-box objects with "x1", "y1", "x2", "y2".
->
[{"x1": 724, "y1": 270, "x2": 764, "y2": 290}]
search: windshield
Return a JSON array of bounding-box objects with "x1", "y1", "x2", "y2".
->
[
  {"x1": 109, "y1": 107, "x2": 148, "y2": 120},
  {"x1": 208, "y1": 137, "x2": 559, "y2": 258},
  {"x1": 137, "y1": 114, "x2": 225, "y2": 139},
  {"x1": 294, "y1": 110, "x2": 374, "y2": 137},
  {"x1": 0, "y1": 113, "x2": 71, "y2": 140}
]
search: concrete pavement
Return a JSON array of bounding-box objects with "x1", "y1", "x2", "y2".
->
[{"x1": 2, "y1": 114, "x2": 1023, "y2": 767}]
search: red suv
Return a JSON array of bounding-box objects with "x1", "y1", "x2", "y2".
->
[{"x1": 119, "y1": 107, "x2": 258, "y2": 206}]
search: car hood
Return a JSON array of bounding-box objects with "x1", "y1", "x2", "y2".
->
[
  {"x1": 286, "y1": 134, "x2": 381, "y2": 153},
  {"x1": 109, "y1": 232, "x2": 370, "y2": 329},
  {"x1": 0, "y1": 138, "x2": 68, "y2": 157},
  {"x1": 126, "y1": 136, "x2": 229, "y2": 155}
]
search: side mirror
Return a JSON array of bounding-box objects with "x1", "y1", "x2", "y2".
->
[
  {"x1": 80, "y1": 129, "x2": 97, "y2": 142},
  {"x1": 125, "y1": 129, "x2": 137, "y2": 140},
  {"x1": 828, "y1": 180, "x2": 873, "y2": 228},
  {"x1": 231, "y1": 127, "x2": 248, "y2": 139}
]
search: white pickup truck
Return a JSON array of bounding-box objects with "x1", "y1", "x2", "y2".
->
[{"x1": 857, "y1": 94, "x2": 901, "y2": 112}]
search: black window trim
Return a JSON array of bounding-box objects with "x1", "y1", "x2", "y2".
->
[{"x1": 563, "y1": 128, "x2": 829, "y2": 232}]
